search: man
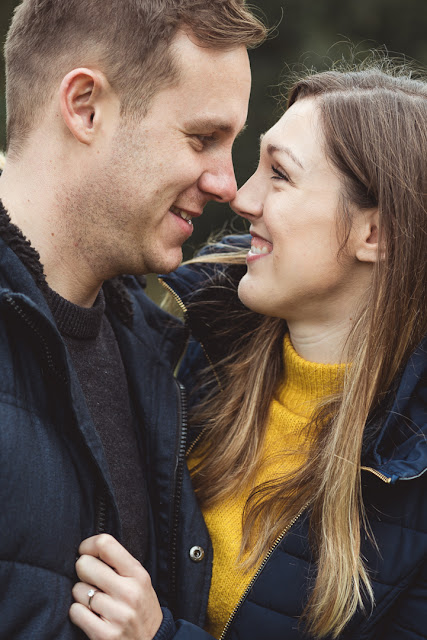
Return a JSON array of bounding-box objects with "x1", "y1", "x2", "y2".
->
[{"x1": 0, "y1": 1, "x2": 266, "y2": 637}]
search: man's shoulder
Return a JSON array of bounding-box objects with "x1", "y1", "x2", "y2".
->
[
  {"x1": 104, "y1": 274, "x2": 182, "y2": 328},
  {"x1": 105, "y1": 274, "x2": 188, "y2": 370}
]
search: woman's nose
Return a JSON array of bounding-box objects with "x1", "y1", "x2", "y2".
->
[{"x1": 230, "y1": 174, "x2": 263, "y2": 220}]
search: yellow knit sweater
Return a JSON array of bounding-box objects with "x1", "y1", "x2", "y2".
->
[{"x1": 187, "y1": 334, "x2": 345, "y2": 639}]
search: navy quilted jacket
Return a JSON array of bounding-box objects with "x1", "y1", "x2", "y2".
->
[
  {"x1": 0, "y1": 234, "x2": 188, "y2": 639},
  {"x1": 151, "y1": 235, "x2": 427, "y2": 640}
]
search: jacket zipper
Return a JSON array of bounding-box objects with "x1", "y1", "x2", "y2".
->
[
  {"x1": 5, "y1": 295, "x2": 110, "y2": 534},
  {"x1": 95, "y1": 492, "x2": 108, "y2": 534},
  {"x1": 169, "y1": 380, "x2": 188, "y2": 614},
  {"x1": 216, "y1": 461, "x2": 422, "y2": 639},
  {"x1": 360, "y1": 466, "x2": 392, "y2": 483},
  {"x1": 219, "y1": 504, "x2": 309, "y2": 640},
  {"x1": 219, "y1": 465, "x2": 404, "y2": 638},
  {"x1": 186, "y1": 426, "x2": 208, "y2": 457},
  {"x1": 4, "y1": 295, "x2": 67, "y2": 383},
  {"x1": 361, "y1": 465, "x2": 427, "y2": 483},
  {"x1": 159, "y1": 279, "x2": 222, "y2": 389},
  {"x1": 158, "y1": 278, "x2": 223, "y2": 458},
  {"x1": 158, "y1": 278, "x2": 189, "y2": 317}
]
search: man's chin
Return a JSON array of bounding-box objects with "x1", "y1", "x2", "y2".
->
[{"x1": 154, "y1": 251, "x2": 184, "y2": 276}]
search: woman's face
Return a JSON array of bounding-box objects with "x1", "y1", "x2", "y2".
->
[{"x1": 231, "y1": 97, "x2": 369, "y2": 323}]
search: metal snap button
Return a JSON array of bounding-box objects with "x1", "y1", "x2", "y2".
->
[{"x1": 189, "y1": 545, "x2": 205, "y2": 562}]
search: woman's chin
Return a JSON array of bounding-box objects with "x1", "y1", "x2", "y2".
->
[{"x1": 237, "y1": 277, "x2": 269, "y2": 316}]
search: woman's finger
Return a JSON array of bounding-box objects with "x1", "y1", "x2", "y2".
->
[
  {"x1": 71, "y1": 580, "x2": 163, "y2": 640},
  {"x1": 75, "y1": 554, "x2": 125, "y2": 597},
  {"x1": 69, "y1": 602, "x2": 109, "y2": 640},
  {"x1": 72, "y1": 582, "x2": 109, "y2": 616},
  {"x1": 79, "y1": 533, "x2": 142, "y2": 577},
  {"x1": 74, "y1": 535, "x2": 164, "y2": 639},
  {"x1": 75, "y1": 554, "x2": 159, "y2": 615}
]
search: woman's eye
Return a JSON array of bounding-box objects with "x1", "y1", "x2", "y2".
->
[{"x1": 271, "y1": 165, "x2": 289, "y2": 181}]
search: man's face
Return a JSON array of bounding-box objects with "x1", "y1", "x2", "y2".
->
[{"x1": 80, "y1": 32, "x2": 251, "y2": 277}]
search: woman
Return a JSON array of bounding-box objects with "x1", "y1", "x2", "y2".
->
[{"x1": 70, "y1": 61, "x2": 427, "y2": 640}]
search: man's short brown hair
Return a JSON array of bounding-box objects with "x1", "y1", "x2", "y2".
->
[{"x1": 5, "y1": 0, "x2": 267, "y2": 154}]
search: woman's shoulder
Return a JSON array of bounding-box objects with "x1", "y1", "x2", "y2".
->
[{"x1": 362, "y1": 335, "x2": 427, "y2": 484}]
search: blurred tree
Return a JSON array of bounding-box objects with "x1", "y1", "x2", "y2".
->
[{"x1": 1, "y1": 0, "x2": 426, "y2": 256}]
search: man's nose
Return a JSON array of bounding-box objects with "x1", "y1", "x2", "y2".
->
[{"x1": 198, "y1": 160, "x2": 238, "y2": 203}]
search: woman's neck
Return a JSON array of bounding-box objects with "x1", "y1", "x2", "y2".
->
[{"x1": 287, "y1": 317, "x2": 353, "y2": 364}]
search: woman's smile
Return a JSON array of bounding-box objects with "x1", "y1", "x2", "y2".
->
[{"x1": 247, "y1": 231, "x2": 273, "y2": 261}]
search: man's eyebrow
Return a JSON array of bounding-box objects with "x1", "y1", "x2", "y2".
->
[
  {"x1": 183, "y1": 118, "x2": 246, "y2": 136},
  {"x1": 260, "y1": 133, "x2": 304, "y2": 170}
]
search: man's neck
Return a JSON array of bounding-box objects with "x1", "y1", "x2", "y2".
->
[{"x1": 0, "y1": 159, "x2": 102, "y2": 307}]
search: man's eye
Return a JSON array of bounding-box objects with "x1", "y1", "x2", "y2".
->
[
  {"x1": 194, "y1": 134, "x2": 216, "y2": 146},
  {"x1": 271, "y1": 165, "x2": 289, "y2": 181}
]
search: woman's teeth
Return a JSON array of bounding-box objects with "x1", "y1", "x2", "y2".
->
[
  {"x1": 171, "y1": 205, "x2": 193, "y2": 224},
  {"x1": 250, "y1": 245, "x2": 271, "y2": 255}
]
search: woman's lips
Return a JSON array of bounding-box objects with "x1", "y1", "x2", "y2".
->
[{"x1": 248, "y1": 233, "x2": 273, "y2": 255}]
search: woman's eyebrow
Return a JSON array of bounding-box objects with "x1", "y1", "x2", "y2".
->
[{"x1": 260, "y1": 133, "x2": 304, "y2": 170}]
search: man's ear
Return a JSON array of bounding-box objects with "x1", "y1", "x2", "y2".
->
[
  {"x1": 59, "y1": 68, "x2": 111, "y2": 144},
  {"x1": 355, "y1": 208, "x2": 384, "y2": 263}
]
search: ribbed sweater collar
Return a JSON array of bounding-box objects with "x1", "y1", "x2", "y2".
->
[
  {"x1": 276, "y1": 334, "x2": 346, "y2": 419},
  {"x1": 45, "y1": 287, "x2": 105, "y2": 339}
]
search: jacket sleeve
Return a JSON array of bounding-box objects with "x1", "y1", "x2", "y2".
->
[
  {"x1": 153, "y1": 609, "x2": 216, "y2": 640},
  {"x1": 378, "y1": 561, "x2": 427, "y2": 639}
]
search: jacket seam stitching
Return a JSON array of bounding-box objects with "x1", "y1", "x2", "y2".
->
[
  {"x1": 0, "y1": 557, "x2": 74, "y2": 582},
  {"x1": 389, "y1": 619, "x2": 427, "y2": 639},
  {"x1": 243, "y1": 597, "x2": 299, "y2": 620},
  {"x1": 0, "y1": 393, "x2": 60, "y2": 429},
  {"x1": 370, "y1": 520, "x2": 427, "y2": 535}
]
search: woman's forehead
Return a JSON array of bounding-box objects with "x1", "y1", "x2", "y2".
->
[{"x1": 260, "y1": 99, "x2": 325, "y2": 169}]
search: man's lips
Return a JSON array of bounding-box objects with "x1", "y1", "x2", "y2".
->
[
  {"x1": 170, "y1": 204, "x2": 202, "y2": 224},
  {"x1": 249, "y1": 231, "x2": 273, "y2": 255}
]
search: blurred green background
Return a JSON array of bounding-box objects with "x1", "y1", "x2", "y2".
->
[{"x1": 1, "y1": 0, "x2": 426, "y2": 258}]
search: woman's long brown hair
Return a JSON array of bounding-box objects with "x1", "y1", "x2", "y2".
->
[{"x1": 186, "y1": 60, "x2": 427, "y2": 638}]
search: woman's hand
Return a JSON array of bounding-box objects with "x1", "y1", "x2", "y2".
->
[{"x1": 70, "y1": 534, "x2": 163, "y2": 640}]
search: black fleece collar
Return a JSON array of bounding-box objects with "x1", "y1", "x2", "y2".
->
[{"x1": 0, "y1": 198, "x2": 138, "y2": 328}]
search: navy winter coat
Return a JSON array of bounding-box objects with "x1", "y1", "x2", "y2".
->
[
  {"x1": 0, "y1": 235, "x2": 188, "y2": 639},
  {"x1": 152, "y1": 235, "x2": 427, "y2": 640}
]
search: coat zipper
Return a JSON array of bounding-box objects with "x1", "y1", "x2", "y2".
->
[
  {"x1": 5, "y1": 295, "x2": 110, "y2": 534},
  {"x1": 169, "y1": 379, "x2": 189, "y2": 614},
  {"x1": 158, "y1": 278, "x2": 189, "y2": 317},
  {"x1": 159, "y1": 279, "x2": 222, "y2": 389},
  {"x1": 158, "y1": 278, "x2": 223, "y2": 458},
  {"x1": 219, "y1": 465, "x2": 402, "y2": 638},
  {"x1": 360, "y1": 466, "x2": 392, "y2": 483},
  {"x1": 186, "y1": 426, "x2": 208, "y2": 457},
  {"x1": 361, "y1": 465, "x2": 427, "y2": 483},
  {"x1": 95, "y1": 492, "x2": 108, "y2": 534},
  {"x1": 4, "y1": 295, "x2": 67, "y2": 383},
  {"x1": 215, "y1": 461, "x2": 421, "y2": 639},
  {"x1": 219, "y1": 504, "x2": 309, "y2": 640}
]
